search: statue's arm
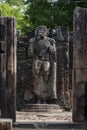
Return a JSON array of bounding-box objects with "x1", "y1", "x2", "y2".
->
[
  {"x1": 48, "y1": 38, "x2": 57, "y2": 62},
  {"x1": 52, "y1": 43, "x2": 57, "y2": 62},
  {"x1": 28, "y1": 38, "x2": 35, "y2": 58}
]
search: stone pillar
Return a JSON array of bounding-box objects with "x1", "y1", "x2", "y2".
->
[
  {"x1": 0, "y1": 17, "x2": 17, "y2": 122},
  {"x1": 50, "y1": 27, "x2": 71, "y2": 110},
  {"x1": 17, "y1": 31, "x2": 35, "y2": 109},
  {"x1": 0, "y1": 11, "x2": 1, "y2": 16},
  {"x1": 0, "y1": 10, "x2": 1, "y2": 110},
  {"x1": 17, "y1": 41, "x2": 34, "y2": 109},
  {"x1": 0, "y1": 119, "x2": 12, "y2": 130},
  {"x1": 73, "y1": 7, "x2": 87, "y2": 122},
  {"x1": 69, "y1": 32, "x2": 73, "y2": 90}
]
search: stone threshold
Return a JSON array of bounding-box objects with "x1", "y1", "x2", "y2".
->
[{"x1": 13, "y1": 121, "x2": 86, "y2": 129}]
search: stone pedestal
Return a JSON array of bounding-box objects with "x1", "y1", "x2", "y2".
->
[
  {"x1": 0, "y1": 119, "x2": 12, "y2": 130},
  {"x1": 20, "y1": 104, "x2": 61, "y2": 112}
]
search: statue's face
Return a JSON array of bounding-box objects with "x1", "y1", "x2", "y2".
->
[{"x1": 35, "y1": 26, "x2": 47, "y2": 40}]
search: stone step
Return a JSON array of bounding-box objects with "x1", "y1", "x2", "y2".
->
[
  {"x1": 20, "y1": 109, "x2": 62, "y2": 112},
  {"x1": 0, "y1": 119, "x2": 12, "y2": 130},
  {"x1": 13, "y1": 122, "x2": 86, "y2": 129}
]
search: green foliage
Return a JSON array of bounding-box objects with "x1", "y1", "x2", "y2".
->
[
  {"x1": 25, "y1": 0, "x2": 54, "y2": 30},
  {"x1": 1, "y1": 0, "x2": 87, "y2": 34},
  {"x1": 25, "y1": 0, "x2": 87, "y2": 31},
  {"x1": 0, "y1": 0, "x2": 28, "y2": 35},
  {"x1": 0, "y1": 0, "x2": 25, "y2": 6}
]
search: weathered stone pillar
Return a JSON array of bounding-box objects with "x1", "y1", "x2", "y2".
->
[
  {"x1": 0, "y1": 119, "x2": 12, "y2": 130},
  {"x1": 51, "y1": 27, "x2": 71, "y2": 110},
  {"x1": 0, "y1": 17, "x2": 17, "y2": 122},
  {"x1": 17, "y1": 40, "x2": 34, "y2": 109},
  {"x1": 0, "y1": 11, "x2": 1, "y2": 16},
  {"x1": 69, "y1": 32, "x2": 73, "y2": 90},
  {"x1": 0, "y1": 10, "x2": 1, "y2": 110},
  {"x1": 73, "y1": 7, "x2": 87, "y2": 122},
  {"x1": 57, "y1": 27, "x2": 71, "y2": 110}
]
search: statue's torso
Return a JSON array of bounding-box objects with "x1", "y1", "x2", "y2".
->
[
  {"x1": 34, "y1": 39, "x2": 51, "y2": 61},
  {"x1": 28, "y1": 36, "x2": 57, "y2": 100}
]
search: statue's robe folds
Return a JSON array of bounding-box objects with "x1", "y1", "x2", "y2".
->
[{"x1": 28, "y1": 37, "x2": 57, "y2": 100}]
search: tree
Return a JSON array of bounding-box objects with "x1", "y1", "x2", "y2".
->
[
  {"x1": 25, "y1": 0, "x2": 53, "y2": 31},
  {"x1": 1, "y1": 0, "x2": 87, "y2": 34},
  {"x1": 25, "y1": 0, "x2": 87, "y2": 31},
  {"x1": 0, "y1": 1, "x2": 28, "y2": 35}
]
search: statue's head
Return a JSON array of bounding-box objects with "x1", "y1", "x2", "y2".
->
[{"x1": 35, "y1": 25, "x2": 47, "y2": 40}]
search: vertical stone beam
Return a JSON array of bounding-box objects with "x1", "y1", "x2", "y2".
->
[
  {"x1": 73, "y1": 7, "x2": 87, "y2": 122},
  {"x1": 0, "y1": 11, "x2": 1, "y2": 16},
  {"x1": 69, "y1": 32, "x2": 73, "y2": 90},
  {"x1": 56, "y1": 27, "x2": 71, "y2": 110},
  {"x1": 0, "y1": 10, "x2": 2, "y2": 110},
  {"x1": 0, "y1": 10, "x2": 1, "y2": 108},
  {"x1": 0, "y1": 18, "x2": 5, "y2": 115},
  {"x1": 0, "y1": 17, "x2": 17, "y2": 122}
]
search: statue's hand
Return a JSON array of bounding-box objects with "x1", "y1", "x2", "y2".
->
[
  {"x1": 28, "y1": 47, "x2": 33, "y2": 57},
  {"x1": 48, "y1": 46, "x2": 54, "y2": 53}
]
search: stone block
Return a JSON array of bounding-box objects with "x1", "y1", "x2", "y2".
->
[{"x1": 0, "y1": 119, "x2": 12, "y2": 130}]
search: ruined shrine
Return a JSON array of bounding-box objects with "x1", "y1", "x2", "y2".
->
[
  {"x1": 17, "y1": 26, "x2": 71, "y2": 111},
  {"x1": 0, "y1": 7, "x2": 87, "y2": 129}
]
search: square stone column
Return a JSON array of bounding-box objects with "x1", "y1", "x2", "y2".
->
[
  {"x1": 73, "y1": 7, "x2": 87, "y2": 122},
  {"x1": 0, "y1": 17, "x2": 17, "y2": 122}
]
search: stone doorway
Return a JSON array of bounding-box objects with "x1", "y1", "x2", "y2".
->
[
  {"x1": 16, "y1": 6, "x2": 87, "y2": 123},
  {"x1": 16, "y1": 26, "x2": 72, "y2": 123},
  {"x1": 0, "y1": 16, "x2": 72, "y2": 124},
  {"x1": 0, "y1": 6, "x2": 87, "y2": 124}
]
